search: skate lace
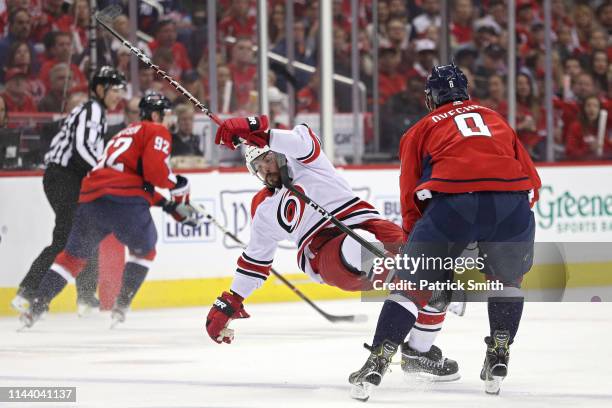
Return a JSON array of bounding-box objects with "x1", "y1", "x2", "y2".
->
[{"x1": 421, "y1": 355, "x2": 445, "y2": 368}]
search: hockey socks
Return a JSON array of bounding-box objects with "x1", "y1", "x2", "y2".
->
[
  {"x1": 34, "y1": 269, "x2": 69, "y2": 306},
  {"x1": 488, "y1": 296, "x2": 524, "y2": 342},
  {"x1": 116, "y1": 262, "x2": 149, "y2": 308},
  {"x1": 408, "y1": 306, "x2": 447, "y2": 353},
  {"x1": 372, "y1": 298, "x2": 418, "y2": 347}
]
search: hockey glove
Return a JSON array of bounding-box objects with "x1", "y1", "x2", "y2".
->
[
  {"x1": 160, "y1": 200, "x2": 200, "y2": 227},
  {"x1": 206, "y1": 291, "x2": 250, "y2": 344},
  {"x1": 215, "y1": 115, "x2": 270, "y2": 150},
  {"x1": 170, "y1": 175, "x2": 190, "y2": 204}
]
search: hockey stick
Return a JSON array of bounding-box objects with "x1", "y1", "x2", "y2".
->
[
  {"x1": 276, "y1": 154, "x2": 386, "y2": 260},
  {"x1": 192, "y1": 203, "x2": 367, "y2": 323},
  {"x1": 94, "y1": 5, "x2": 222, "y2": 126}
]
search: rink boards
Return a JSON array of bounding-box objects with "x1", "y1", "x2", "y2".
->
[{"x1": 1, "y1": 164, "x2": 611, "y2": 314}]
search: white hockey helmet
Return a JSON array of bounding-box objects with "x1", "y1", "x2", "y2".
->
[{"x1": 245, "y1": 144, "x2": 271, "y2": 179}]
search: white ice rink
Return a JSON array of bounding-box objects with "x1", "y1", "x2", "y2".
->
[{"x1": 1, "y1": 300, "x2": 611, "y2": 408}]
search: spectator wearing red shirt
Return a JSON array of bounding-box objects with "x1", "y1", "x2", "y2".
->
[
  {"x1": 555, "y1": 23, "x2": 579, "y2": 61},
  {"x1": 69, "y1": 0, "x2": 91, "y2": 59},
  {"x1": 481, "y1": 74, "x2": 508, "y2": 117},
  {"x1": 515, "y1": 1, "x2": 537, "y2": 49},
  {"x1": 31, "y1": 0, "x2": 72, "y2": 42},
  {"x1": 589, "y1": 28, "x2": 612, "y2": 60},
  {"x1": 591, "y1": 50, "x2": 609, "y2": 95},
  {"x1": 149, "y1": 20, "x2": 192, "y2": 77},
  {"x1": 450, "y1": 0, "x2": 475, "y2": 47},
  {"x1": 5, "y1": 41, "x2": 45, "y2": 104},
  {"x1": 516, "y1": 72, "x2": 545, "y2": 156},
  {"x1": 332, "y1": 0, "x2": 352, "y2": 34},
  {"x1": 228, "y1": 38, "x2": 257, "y2": 110},
  {"x1": 566, "y1": 95, "x2": 612, "y2": 159},
  {"x1": 378, "y1": 47, "x2": 406, "y2": 105},
  {"x1": 37, "y1": 32, "x2": 87, "y2": 93},
  {"x1": 405, "y1": 39, "x2": 437, "y2": 81},
  {"x1": 219, "y1": 0, "x2": 256, "y2": 40},
  {"x1": 1, "y1": 68, "x2": 38, "y2": 113},
  {"x1": 297, "y1": 71, "x2": 321, "y2": 113},
  {"x1": 572, "y1": 5, "x2": 596, "y2": 55},
  {"x1": 558, "y1": 72, "x2": 598, "y2": 139}
]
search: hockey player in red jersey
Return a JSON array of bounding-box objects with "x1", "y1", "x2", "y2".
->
[
  {"x1": 19, "y1": 92, "x2": 199, "y2": 328},
  {"x1": 205, "y1": 115, "x2": 460, "y2": 382},
  {"x1": 349, "y1": 64, "x2": 541, "y2": 399}
]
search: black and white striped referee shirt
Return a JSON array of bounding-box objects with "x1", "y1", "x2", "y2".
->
[{"x1": 44, "y1": 99, "x2": 107, "y2": 178}]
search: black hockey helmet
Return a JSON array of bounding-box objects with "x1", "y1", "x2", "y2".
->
[
  {"x1": 90, "y1": 66, "x2": 127, "y2": 93},
  {"x1": 425, "y1": 63, "x2": 469, "y2": 111},
  {"x1": 139, "y1": 91, "x2": 172, "y2": 121}
]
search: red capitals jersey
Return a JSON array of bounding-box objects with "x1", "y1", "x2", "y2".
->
[
  {"x1": 79, "y1": 121, "x2": 178, "y2": 204},
  {"x1": 399, "y1": 100, "x2": 541, "y2": 236}
]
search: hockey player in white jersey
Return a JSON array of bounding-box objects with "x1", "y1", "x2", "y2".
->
[{"x1": 206, "y1": 115, "x2": 460, "y2": 383}]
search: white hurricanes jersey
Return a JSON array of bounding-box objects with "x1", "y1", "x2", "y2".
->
[{"x1": 230, "y1": 124, "x2": 382, "y2": 299}]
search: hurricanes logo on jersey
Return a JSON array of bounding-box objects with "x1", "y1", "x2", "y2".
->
[{"x1": 277, "y1": 186, "x2": 306, "y2": 233}]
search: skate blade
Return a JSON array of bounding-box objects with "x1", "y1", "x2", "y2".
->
[
  {"x1": 17, "y1": 314, "x2": 34, "y2": 331},
  {"x1": 448, "y1": 301, "x2": 466, "y2": 316},
  {"x1": 350, "y1": 382, "x2": 374, "y2": 402},
  {"x1": 110, "y1": 316, "x2": 124, "y2": 329},
  {"x1": 485, "y1": 375, "x2": 504, "y2": 395},
  {"x1": 403, "y1": 370, "x2": 461, "y2": 382}
]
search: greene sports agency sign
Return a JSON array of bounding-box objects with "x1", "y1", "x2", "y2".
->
[{"x1": 534, "y1": 165, "x2": 612, "y2": 241}]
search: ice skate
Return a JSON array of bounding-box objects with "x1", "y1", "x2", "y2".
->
[
  {"x1": 11, "y1": 287, "x2": 34, "y2": 313},
  {"x1": 18, "y1": 298, "x2": 48, "y2": 330},
  {"x1": 77, "y1": 294, "x2": 100, "y2": 317},
  {"x1": 348, "y1": 340, "x2": 398, "y2": 401},
  {"x1": 480, "y1": 330, "x2": 511, "y2": 395},
  {"x1": 110, "y1": 302, "x2": 128, "y2": 329},
  {"x1": 401, "y1": 343, "x2": 460, "y2": 381}
]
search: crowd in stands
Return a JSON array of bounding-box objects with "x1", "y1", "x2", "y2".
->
[{"x1": 0, "y1": 0, "x2": 610, "y2": 164}]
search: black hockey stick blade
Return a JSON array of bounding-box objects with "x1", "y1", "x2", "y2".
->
[{"x1": 95, "y1": 4, "x2": 123, "y2": 24}]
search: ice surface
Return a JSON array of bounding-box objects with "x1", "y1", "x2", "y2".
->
[{"x1": 1, "y1": 300, "x2": 611, "y2": 407}]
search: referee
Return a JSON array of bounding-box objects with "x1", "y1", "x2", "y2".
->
[{"x1": 11, "y1": 66, "x2": 126, "y2": 315}]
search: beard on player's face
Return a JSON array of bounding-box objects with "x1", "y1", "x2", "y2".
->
[{"x1": 264, "y1": 171, "x2": 282, "y2": 189}]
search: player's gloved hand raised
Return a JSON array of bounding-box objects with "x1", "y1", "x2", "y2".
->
[
  {"x1": 170, "y1": 175, "x2": 190, "y2": 204},
  {"x1": 215, "y1": 115, "x2": 269, "y2": 150},
  {"x1": 206, "y1": 291, "x2": 250, "y2": 344},
  {"x1": 160, "y1": 200, "x2": 200, "y2": 227}
]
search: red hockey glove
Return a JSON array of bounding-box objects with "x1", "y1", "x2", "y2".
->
[
  {"x1": 206, "y1": 291, "x2": 250, "y2": 344},
  {"x1": 170, "y1": 175, "x2": 190, "y2": 204},
  {"x1": 160, "y1": 200, "x2": 200, "y2": 227},
  {"x1": 215, "y1": 115, "x2": 270, "y2": 150}
]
